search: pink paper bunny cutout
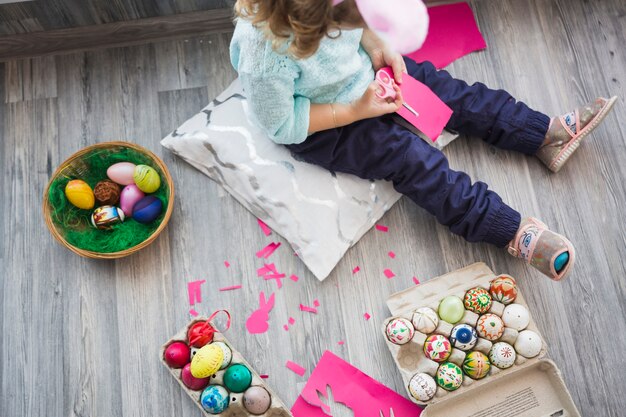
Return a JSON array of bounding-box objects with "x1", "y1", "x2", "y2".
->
[{"x1": 246, "y1": 291, "x2": 275, "y2": 334}]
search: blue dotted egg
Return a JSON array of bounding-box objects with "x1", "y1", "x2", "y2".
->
[{"x1": 132, "y1": 196, "x2": 163, "y2": 224}]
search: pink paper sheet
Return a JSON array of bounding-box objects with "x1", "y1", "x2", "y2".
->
[
  {"x1": 406, "y1": 2, "x2": 486, "y2": 69},
  {"x1": 291, "y1": 351, "x2": 422, "y2": 417}
]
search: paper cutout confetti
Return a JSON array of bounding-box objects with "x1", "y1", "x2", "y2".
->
[
  {"x1": 375, "y1": 224, "x2": 389, "y2": 232},
  {"x1": 219, "y1": 285, "x2": 242, "y2": 292},
  {"x1": 189, "y1": 308, "x2": 199, "y2": 317},
  {"x1": 187, "y1": 280, "x2": 206, "y2": 306},
  {"x1": 290, "y1": 274, "x2": 299, "y2": 282},
  {"x1": 257, "y1": 218, "x2": 272, "y2": 236},
  {"x1": 260, "y1": 374, "x2": 269, "y2": 379},
  {"x1": 388, "y1": 251, "x2": 396, "y2": 259},
  {"x1": 364, "y1": 313, "x2": 371, "y2": 321},
  {"x1": 413, "y1": 276, "x2": 420, "y2": 285},
  {"x1": 289, "y1": 317, "x2": 296, "y2": 325},
  {"x1": 256, "y1": 242, "x2": 282, "y2": 259},
  {"x1": 338, "y1": 341, "x2": 345, "y2": 346},
  {"x1": 352, "y1": 266, "x2": 360, "y2": 274},
  {"x1": 286, "y1": 360, "x2": 307, "y2": 376},
  {"x1": 300, "y1": 304, "x2": 318, "y2": 314},
  {"x1": 258, "y1": 263, "x2": 287, "y2": 289},
  {"x1": 245, "y1": 291, "x2": 275, "y2": 334},
  {"x1": 284, "y1": 324, "x2": 290, "y2": 331},
  {"x1": 313, "y1": 300, "x2": 320, "y2": 308},
  {"x1": 224, "y1": 260, "x2": 230, "y2": 268},
  {"x1": 384, "y1": 269, "x2": 395, "y2": 279}
]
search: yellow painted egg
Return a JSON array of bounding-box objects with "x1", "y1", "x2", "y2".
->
[
  {"x1": 133, "y1": 165, "x2": 161, "y2": 193},
  {"x1": 65, "y1": 180, "x2": 95, "y2": 210},
  {"x1": 190, "y1": 344, "x2": 224, "y2": 378}
]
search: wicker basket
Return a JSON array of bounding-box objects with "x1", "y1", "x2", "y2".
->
[{"x1": 43, "y1": 141, "x2": 175, "y2": 259}]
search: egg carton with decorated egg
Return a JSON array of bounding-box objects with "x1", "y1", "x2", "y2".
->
[
  {"x1": 161, "y1": 318, "x2": 293, "y2": 417},
  {"x1": 381, "y1": 262, "x2": 581, "y2": 416}
]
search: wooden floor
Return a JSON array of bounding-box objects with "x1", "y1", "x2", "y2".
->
[{"x1": 1, "y1": 0, "x2": 625, "y2": 416}]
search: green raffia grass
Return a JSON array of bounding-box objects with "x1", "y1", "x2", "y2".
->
[{"x1": 47, "y1": 146, "x2": 170, "y2": 253}]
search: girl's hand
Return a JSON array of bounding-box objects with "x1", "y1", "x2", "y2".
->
[
  {"x1": 369, "y1": 47, "x2": 408, "y2": 84},
  {"x1": 352, "y1": 81, "x2": 403, "y2": 120}
]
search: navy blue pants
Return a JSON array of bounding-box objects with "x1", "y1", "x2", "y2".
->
[{"x1": 287, "y1": 58, "x2": 550, "y2": 247}]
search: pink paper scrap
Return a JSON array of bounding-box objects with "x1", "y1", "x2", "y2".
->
[
  {"x1": 300, "y1": 304, "x2": 318, "y2": 314},
  {"x1": 260, "y1": 374, "x2": 269, "y2": 379},
  {"x1": 375, "y1": 224, "x2": 389, "y2": 232},
  {"x1": 258, "y1": 263, "x2": 287, "y2": 289},
  {"x1": 313, "y1": 299, "x2": 320, "y2": 308},
  {"x1": 364, "y1": 313, "x2": 371, "y2": 321},
  {"x1": 283, "y1": 324, "x2": 290, "y2": 331},
  {"x1": 219, "y1": 285, "x2": 242, "y2": 292},
  {"x1": 187, "y1": 280, "x2": 206, "y2": 306},
  {"x1": 257, "y1": 218, "x2": 272, "y2": 236},
  {"x1": 286, "y1": 360, "x2": 307, "y2": 377},
  {"x1": 406, "y1": 2, "x2": 487, "y2": 69},
  {"x1": 413, "y1": 276, "x2": 420, "y2": 285},
  {"x1": 224, "y1": 260, "x2": 230, "y2": 268},
  {"x1": 290, "y1": 274, "x2": 299, "y2": 282},
  {"x1": 256, "y1": 242, "x2": 282, "y2": 259},
  {"x1": 352, "y1": 266, "x2": 360, "y2": 274},
  {"x1": 384, "y1": 269, "x2": 395, "y2": 279},
  {"x1": 337, "y1": 341, "x2": 345, "y2": 345},
  {"x1": 388, "y1": 251, "x2": 396, "y2": 259},
  {"x1": 189, "y1": 308, "x2": 199, "y2": 317},
  {"x1": 289, "y1": 317, "x2": 296, "y2": 325}
]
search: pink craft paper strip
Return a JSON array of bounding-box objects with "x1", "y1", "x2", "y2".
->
[
  {"x1": 337, "y1": 341, "x2": 345, "y2": 345},
  {"x1": 290, "y1": 274, "x2": 299, "y2": 282},
  {"x1": 313, "y1": 299, "x2": 320, "y2": 308},
  {"x1": 413, "y1": 276, "x2": 421, "y2": 285},
  {"x1": 289, "y1": 317, "x2": 296, "y2": 325},
  {"x1": 283, "y1": 324, "x2": 289, "y2": 331},
  {"x1": 375, "y1": 224, "x2": 389, "y2": 232},
  {"x1": 406, "y1": 2, "x2": 486, "y2": 69},
  {"x1": 256, "y1": 242, "x2": 281, "y2": 259},
  {"x1": 352, "y1": 266, "x2": 360, "y2": 274},
  {"x1": 384, "y1": 269, "x2": 395, "y2": 279},
  {"x1": 286, "y1": 360, "x2": 307, "y2": 376},
  {"x1": 364, "y1": 313, "x2": 371, "y2": 321},
  {"x1": 257, "y1": 218, "x2": 272, "y2": 236},
  {"x1": 224, "y1": 260, "x2": 230, "y2": 268},
  {"x1": 219, "y1": 285, "x2": 242, "y2": 291},
  {"x1": 187, "y1": 280, "x2": 206, "y2": 306},
  {"x1": 260, "y1": 374, "x2": 269, "y2": 379},
  {"x1": 300, "y1": 304, "x2": 318, "y2": 314},
  {"x1": 189, "y1": 308, "x2": 199, "y2": 317},
  {"x1": 388, "y1": 251, "x2": 396, "y2": 259}
]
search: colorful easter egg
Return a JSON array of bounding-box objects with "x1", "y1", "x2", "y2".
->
[
  {"x1": 90, "y1": 205, "x2": 125, "y2": 229},
  {"x1": 212, "y1": 341, "x2": 233, "y2": 370},
  {"x1": 462, "y1": 351, "x2": 491, "y2": 380},
  {"x1": 187, "y1": 322, "x2": 215, "y2": 348},
  {"x1": 438, "y1": 296, "x2": 465, "y2": 324},
  {"x1": 385, "y1": 318, "x2": 415, "y2": 345},
  {"x1": 200, "y1": 385, "x2": 230, "y2": 414},
  {"x1": 463, "y1": 287, "x2": 492, "y2": 314},
  {"x1": 490, "y1": 275, "x2": 518, "y2": 305},
  {"x1": 106, "y1": 162, "x2": 136, "y2": 185},
  {"x1": 514, "y1": 330, "x2": 542, "y2": 358},
  {"x1": 423, "y1": 334, "x2": 452, "y2": 362},
  {"x1": 189, "y1": 346, "x2": 199, "y2": 361},
  {"x1": 243, "y1": 386, "x2": 272, "y2": 415},
  {"x1": 411, "y1": 307, "x2": 439, "y2": 334},
  {"x1": 502, "y1": 303, "x2": 530, "y2": 331},
  {"x1": 223, "y1": 363, "x2": 253, "y2": 393},
  {"x1": 119, "y1": 184, "x2": 145, "y2": 216},
  {"x1": 94, "y1": 180, "x2": 121, "y2": 206},
  {"x1": 190, "y1": 344, "x2": 224, "y2": 378},
  {"x1": 436, "y1": 362, "x2": 463, "y2": 391},
  {"x1": 489, "y1": 342, "x2": 516, "y2": 369},
  {"x1": 132, "y1": 196, "x2": 162, "y2": 224},
  {"x1": 450, "y1": 324, "x2": 478, "y2": 351},
  {"x1": 163, "y1": 341, "x2": 190, "y2": 368},
  {"x1": 408, "y1": 372, "x2": 437, "y2": 402},
  {"x1": 476, "y1": 313, "x2": 505, "y2": 341},
  {"x1": 181, "y1": 363, "x2": 210, "y2": 391},
  {"x1": 65, "y1": 179, "x2": 95, "y2": 210},
  {"x1": 133, "y1": 164, "x2": 161, "y2": 193}
]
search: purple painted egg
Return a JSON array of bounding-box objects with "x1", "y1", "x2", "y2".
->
[
  {"x1": 107, "y1": 162, "x2": 136, "y2": 185},
  {"x1": 120, "y1": 184, "x2": 145, "y2": 216},
  {"x1": 132, "y1": 196, "x2": 163, "y2": 224}
]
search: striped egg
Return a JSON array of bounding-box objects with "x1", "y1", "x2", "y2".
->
[{"x1": 133, "y1": 164, "x2": 161, "y2": 193}]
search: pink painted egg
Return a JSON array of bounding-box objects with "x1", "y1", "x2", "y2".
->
[
  {"x1": 181, "y1": 363, "x2": 211, "y2": 391},
  {"x1": 163, "y1": 341, "x2": 190, "y2": 368},
  {"x1": 107, "y1": 162, "x2": 137, "y2": 185},
  {"x1": 423, "y1": 334, "x2": 452, "y2": 362},
  {"x1": 119, "y1": 184, "x2": 145, "y2": 216}
]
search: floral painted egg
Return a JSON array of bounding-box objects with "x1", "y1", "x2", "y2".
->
[
  {"x1": 163, "y1": 341, "x2": 190, "y2": 368},
  {"x1": 181, "y1": 363, "x2": 210, "y2": 391},
  {"x1": 107, "y1": 162, "x2": 136, "y2": 185},
  {"x1": 190, "y1": 344, "x2": 223, "y2": 378},
  {"x1": 514, "y1": 330, "x2": 542, "y2": 358},
  {"x1": 463, "y1": 287, "x2": 492, "y2": 314},
  {"x1": 502, "y1": 303, "x2": 530, "y2": 331},
  {"x1": 462, "y1": 351, "x2": 491, "y2": 379},
  {"x1": 65, "y1": 179, "x2": 95, "y2": 210},
  {"x1": 411, "y1": 307, "x2": 439, "y2": 334},
  {"x1": 490, "y1": 275, "x2": 518, "y2": 305},
  {"x1": 436, "y1": 362, "x2": 463, "y2": 391},
  {"x1": 489, "y1": 342, "x2": 516, "y2": 369},
  {"x1": 423, "y1": 334, "x2": 452, "y2": 362},
  {"x1": 224, "y1": 363, "x2": 253, "y2": 393},
  {"x1": 187, "y1": 322, "x2": 215, "y2": 348},
  {"x1": 386, "y1": 318, "x2": 415, "y2": 345},
  {"x1": 450, "y1": 324, "x2": 478, "y2": 351},
  {"x1": 91, "y1": 205, "x2": 125, "y2": 229},
  {"x1": 119, "y1": 184, "x2": 145, "y2": 216},
  {"x1": 408, "y1": 372, "x2": 437, "y2": 402},
  {"x1": 438, "y1": 296, "x2": 464, "y2": 324},
  {"x1": 132, "y1": 196, "x2": 162, "y2": 224},
  {"x1": 243, "y1": 386, "x2": 272, "y2": 415},
  {"x1": 212, "y1": 341, "x2": 233, "y2": 369},
  {"x1": 94, "y1": 180, "x2": 121, "y2": 206},
  {"x1": 476, "y1": 313, "x2": 505, "y2": 341},
  {"x1": 200, "y1": 385, "x2": 230, "y2": 414},
  {"x1": 133, "y1": 164, "x2": 161, "y2": 193}
]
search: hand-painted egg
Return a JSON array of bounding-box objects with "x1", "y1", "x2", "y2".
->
[
  {"x1": 163, "y1": 341, "x2": 190, "y2": 368},
  {"x1": 212, "y1": 341, "x2": 233, "y2": 369},
  {"x1": 132, "y1": 196, "x2": 163, "y2": 224},
  {"x1": 423, "y1": 334, "x2": 452, "y2": 362},
  {"x1": 65, "y1": 179, "x2": 95, "y2": 210},
  {"x1": 187, "y1": 322, "x2": 215, "y2": 348},
  {"x1": 489, "y1": 342, "x2": 516, "y2": 369},
  {"x1": 462, "y1": 351, "x2": 491, "y2": 379},
  {"x1": 514, "y1": 330, "x2": 542, "y2": 358},
  {"x1": 463, "y1": 287, "x2": 492, "y2": 314},
  {"x1": 411, "y1": 307, "x2": 439, "y2": 334},
  {"x1": 243, "y1": 386, "x2": 272, "y2": 415},
  {"x1": 438, "y1": 296, "x2": 464, "y2": 324},
  {"x1": 133, "y1": 164, "x2": 161, "y2": 193},
  {"x1": 223, "y1": 363, "x2": 253, "y2": 393},
  {"x1": 436, "y1": 362, "x2": 463, "y2": 391},
  {"x1": 502, "y1": 303, "x2": 530, "y2": 331},
  {"x1": 106, "y1": 162, "x2": 136, "y2": 185},
  {"x1": 190, "y1": 344, "x2": 224, "y2": 378},
  {"x1": 490, "y1": 275, "x2": 518, "y2": 305},
  {"x1": 94, "y1": 180, "x2": 121, "y2": 206},
  {"x1": 181, "y1": 363, "x2": 210, "y2": 391},
  {"x1": 119, "y1": 184, "x2": 145, "y2": 216},
  {"x1": 200, "y1": 385, "x2": 230, "y2": 414},
  {"x1": 385, "y1": 318, "x2": 415, "y2": 345},
  {"x1": 90, "y1": 205, "x2": 125, "y2": 229},
  {"x1": 476, "y1": 313, "x2": 505, "y2": 341},
  {"x1": 408, "y1": 372, "x2": 437, "y2": 401},
  {"x1": 450, "y1": 324, "x2": 478, "y2": 351}
]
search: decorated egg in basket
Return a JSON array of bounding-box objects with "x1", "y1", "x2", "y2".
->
[
  {"x1": 502, "y1": 303, "x2": 530, "y2": 331},
  {"x1": 243, "y1": 386, "x2": 272, "y2": 415},
  {"x1": 423, "y1": 334, "x2": 452, "y2": 362},
  {"x1": 386, "y1": 317, "x2": 415, "y2": 345},
  {"x1": 191, "y1": 344, "x2": 223, "y2": 378},
  {"x1": 462, "y1": 351, "x2": 491, "y2": 380},
  {"x1": 450, "y1": 324, "x2": 478, "y2": 351},
  {"x1": 411, "y1": 307, "x2": 439, "y2": 334},
  {"x1": 490, "y1": 275, "x2": 518, "y2": 304},
  {"x1": 436, "y1": 362, "x2": 463, "y2": 391},
  {"x1": 489, "y1": 342, "x2": 516, "y2": 369},
  {"x1": 200, "y1": 385, "x2": 230, "y2": 414},
  {"x1": 463, "y1": 287, "x2": 492, "y2": 314},
  {"x1": 408, "y1": 372, "x2": 437, "y2": 401},
  {"x1": 476, "y1": 313, "x2": 505, "y2": 341},
  {"x1": 65, "y1": 179, "x2": 95, "y2": 210},
  {"x1": 91, "y1": 205, "x2": 125, "y2": 229}
]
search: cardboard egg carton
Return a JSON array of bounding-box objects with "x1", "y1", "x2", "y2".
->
[
  {"x1": 382, "y1": 263, "x2": 581, "y2": 417},
  {"x1": 161, "y1": 319, "x2": 293, "y2": 417}
]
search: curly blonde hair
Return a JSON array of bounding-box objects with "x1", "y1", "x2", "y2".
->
[{"x1": 235, "y1": 0, "x2": 364, "y2": 59}]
